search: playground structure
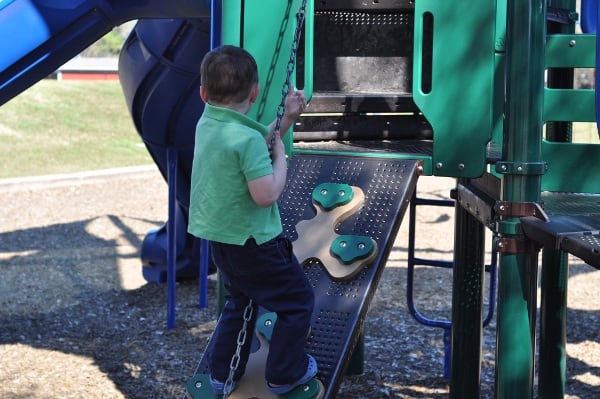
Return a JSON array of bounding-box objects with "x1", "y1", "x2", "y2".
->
[{"x1": 1, "y1": 0, "x2": 599, "y2": 398}]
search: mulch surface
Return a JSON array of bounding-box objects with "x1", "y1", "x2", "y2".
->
[{"x1": 1, "y1": 169, "x2": 598, "y2": 398}]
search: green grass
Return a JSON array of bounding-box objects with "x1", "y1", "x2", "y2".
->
[
  {"x1": 0, "y1": 80, "x2": 152, "y2": 178},
  {"x1": 1, "y1": 80, "x2": 598, "y2": 179}
]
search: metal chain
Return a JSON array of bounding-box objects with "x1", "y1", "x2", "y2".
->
[
  {"x1": 270, "y1": 0, "x2": 308, "y2": 150},
  {"x1": 222, "y1": 299, "x2": 254, "y2": 398}
]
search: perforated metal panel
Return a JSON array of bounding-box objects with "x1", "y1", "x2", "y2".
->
[
  {"x1": 310, "y1": 10, "x2": 414, "y2": 94},
  {"x1": 189, "y1": 154, "x2": 421, "y2": 398},
  {"x1": 561, "y1": 232, "x2": 600, "y2": 269},
  {"x1": 521, "y1": 192, "x2": 600, "y2": 270},
  {"x1": 522, "y1": 214, "x2": 600, "y2": 270}
]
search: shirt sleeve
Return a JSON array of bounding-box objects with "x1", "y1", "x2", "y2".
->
[{"x1": 240, "y1": 132, "x2": 273, "y2": 182}]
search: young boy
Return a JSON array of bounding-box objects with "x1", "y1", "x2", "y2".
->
[{"x1": 188, "y1": 45, "x2": 318, "y2": 396}]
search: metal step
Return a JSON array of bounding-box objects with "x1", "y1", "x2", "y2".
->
[{"x1": 521, "y1": 192, "x2": 600, "y2": 269}]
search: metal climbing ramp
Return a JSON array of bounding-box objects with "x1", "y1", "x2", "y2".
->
[{"x1": 187, "y1": 153, "x2": 422, "y2": 399}]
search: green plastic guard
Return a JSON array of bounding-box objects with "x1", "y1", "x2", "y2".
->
[
  {"x1": 330, "y1": 235, "x2": 376, "y2": 264},
  {"x1": 312, "y1": 183, "x2": 353, "y2": 211}
]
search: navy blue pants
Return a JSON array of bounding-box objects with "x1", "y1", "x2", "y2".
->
[{"x1": 207, "y1": 234, "x2": 315, "y2": 385}]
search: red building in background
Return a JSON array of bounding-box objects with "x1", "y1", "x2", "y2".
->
[{"x1": 55, "y1": 57, "x2": 118, "y2": 81}]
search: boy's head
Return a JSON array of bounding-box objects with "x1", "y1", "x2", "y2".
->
[{"x1": 200, "y1": 45, "x2": 259, "y2": 105}]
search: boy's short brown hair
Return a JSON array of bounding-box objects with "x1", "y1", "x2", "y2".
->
[{"x1": 200, "y1": 45, "x2": 259, "y2": 104}]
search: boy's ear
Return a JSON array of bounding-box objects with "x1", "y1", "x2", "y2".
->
[
  {"x1": 249, "y1": 83, "x2": 259, "y2": 103},
  {"x1": 199, "y1": 86, "x2": 208, "y2": 103}
]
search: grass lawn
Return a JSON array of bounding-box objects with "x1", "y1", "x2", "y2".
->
[
  {"x1": 1, "y1": 79, "x2": 598, "y2": 179},
  {"x1": 0, "y1": 80, "x2": 152, "y2": 178}
]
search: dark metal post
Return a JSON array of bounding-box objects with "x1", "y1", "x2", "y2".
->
[
  {"x1": 450, "y1": 180, "x2": 485, "y2": 398},
  {"x1": 167, "y1": 148, "x2": 178, "y2": 329},
  {"x1": 539, "y1": 249, "x2": 569, "y2": 398}
]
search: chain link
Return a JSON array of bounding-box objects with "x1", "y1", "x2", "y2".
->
[
  {"x1": 270, "y1": 0, "x2": 308, "y2": 150},
  {"x1": 222, "y1": 300, "x2": 254, "y2": 398}
]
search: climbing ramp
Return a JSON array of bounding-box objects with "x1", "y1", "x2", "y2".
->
[{"x1": 186, "y1": 153, "x2": 422, "y2": 398}]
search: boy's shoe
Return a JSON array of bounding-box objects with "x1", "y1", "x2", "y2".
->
[
  {"x1": 266, "y1": 354, "x2": 318, "y2": 395},
  {"x1": 209, "y1": 375, "x2": 236, "y2": 396}
]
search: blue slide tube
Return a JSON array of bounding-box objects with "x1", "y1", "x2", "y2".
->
[
  {"x1": 581, "y1": 0, "x2": 597, "y2": 33},
  {"x1": 119, "y1": 17, "x2": 212, "y2": 283},
  {"x1": 0, "y1": 0, "x2": 210, "y2": 106}
]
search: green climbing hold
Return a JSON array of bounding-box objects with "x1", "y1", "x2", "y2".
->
[
  {"x1": 186, "y1": 374, "x2": 217, "y2": 399},
  {"x1": 330, "y1": 235, "x2": 375, "y2": 264},
  {"x1": 312, "y1": 183, "x2": 354, "y2": 210},
  {"x1": 256, "y1": 312, "x2": 278, "y2": 342},
  {"x1": 279, "y1": 378, "x2": 323, "y2": 399}
]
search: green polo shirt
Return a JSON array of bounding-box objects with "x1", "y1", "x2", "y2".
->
[{"x1": 188, "y1": 103, "x2": 282, "y2": 245}]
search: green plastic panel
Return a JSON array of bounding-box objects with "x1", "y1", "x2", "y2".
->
[
  {"x1": 542, "y1": 141, "x2": 600, "y2": 193},
  {"x1": 544, "y1": 34, "x2": 596, "y2": 123},
  {"x1": 222, "y1": 0, "x2": 314, "y2": 154},
  {"x1": 413, "y1": 0, "x2": 497, "y2": 178},
  {"x1": 544, "y1": 88, "x2": 595, "y2": 122},
  {"x1": 545, "y1": 34, "x2": 596, "y2": 68},
  {"x1": 543, "y1": 32, "x2": 598, "y2": 193}
]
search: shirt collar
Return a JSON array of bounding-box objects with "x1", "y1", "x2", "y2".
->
[{"x1": 203, "y1": 103, "x2": 270, "y2": 137}]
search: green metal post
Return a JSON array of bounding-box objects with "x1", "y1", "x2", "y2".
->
[
  {"x1": 539, "y1": 248, "x2": 568, "y2": 398},
  {"x1": 450, "y1": 181, "x2": 486, "y2": 398},
  {"x1": 495, "y1": 251, "x2": 539, "y2": 398},
  {"x1": 495, "y1": 1, "x2": 546, "y2": 398}
]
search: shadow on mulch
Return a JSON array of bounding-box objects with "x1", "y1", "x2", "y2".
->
[{"x1": 0, "y1": 216, "x2": 599, "y2": 398}]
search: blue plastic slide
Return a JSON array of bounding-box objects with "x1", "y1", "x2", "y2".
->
[
  {"x1": 0, "y1": 0, "x2": 212, "y2": 282},
  {"x1": 119, "y1": 18, "x2": 212, "y2": 282},
  {"x1": 581, "y1": 0, "x2": 597, "y2": 33}
]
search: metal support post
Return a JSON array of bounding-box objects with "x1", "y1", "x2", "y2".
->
[
  {"x1": 167, "y1": 148, "x2": 178, "y2": 329},
  {"x1": 450, "y1": 179, "x2": 486, "y2": 398},
  {"x1": 538, "y1": 248, "x2": 569, "y2": 398},
  {"x1": 495, "y1": 1, "x2": 546, "y2": 397}
]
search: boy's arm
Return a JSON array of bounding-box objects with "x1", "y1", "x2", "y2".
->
[
  {"x1": 248, "y1": 133, "x2": 288, "y2": 207},
  {"x1": 252, "y1": 87, "x2": 307, "y2": 205}
]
